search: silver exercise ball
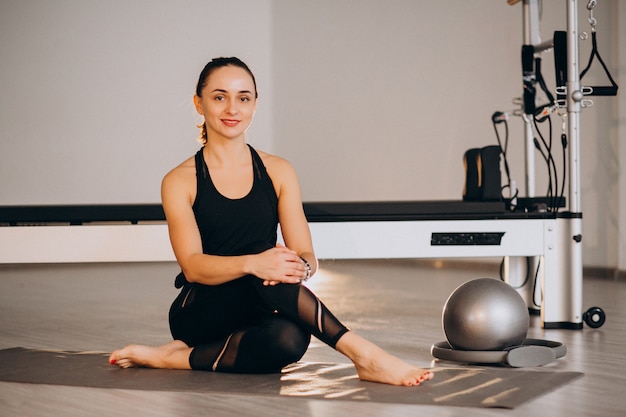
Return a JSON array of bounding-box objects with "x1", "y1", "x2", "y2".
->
[{"x1": 442, "y1": 278, "x2": 529, "y2": 351}]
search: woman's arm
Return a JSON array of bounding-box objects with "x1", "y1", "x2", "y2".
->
[
  {"x1": 265, "y1": 154, "x2": 318, "y2": 278},
  {"x1": 161, "y1": 161, "x2": 307, "y2": 285}
]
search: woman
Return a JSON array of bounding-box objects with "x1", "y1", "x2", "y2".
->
[{"x1": 109, "y1": 57, "x2": 433, "y2": 387}]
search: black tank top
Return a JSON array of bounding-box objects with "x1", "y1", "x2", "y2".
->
[{"x1": 192, "y1": 145, "x2": 279, "y2": 257}]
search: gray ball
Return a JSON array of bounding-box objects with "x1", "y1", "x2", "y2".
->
[{"x1": 442, "y1": 278, "x2": 529, "y2": 351}]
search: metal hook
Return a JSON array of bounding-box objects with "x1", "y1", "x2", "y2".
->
[
  {"x1": 559, "y1": 111, "x2": 568, "y2": 134},
  {"x1": 588, "y1": 14, "x2": 597, "y2": 30},
  {"x1": 587, "y1": 0, "x2": 597, "y2": 30},
  {"x1": 581, "y1": 99, "x2": 594, "y2": 108}
]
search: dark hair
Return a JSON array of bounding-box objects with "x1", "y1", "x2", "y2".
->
[
  {"x1": 196, "y1": 57, "x2": 258, "y2": 98},
  {"x1": 196, "y1": 57, "x2": 258, "y2": 144}
]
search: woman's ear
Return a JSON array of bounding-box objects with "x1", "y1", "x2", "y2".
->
[{"x1": 193, "y1": 95, "x2": 203, "y2": 115}]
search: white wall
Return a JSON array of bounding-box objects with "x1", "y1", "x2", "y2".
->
[
  {"x1": 273, "y1": 0, "x2": 524, "y2": 201},
  {"x1": 0, "y1": 0, "x2": 273, "y2": 204},
  {"x1": 271, "y1": 0, "x2": 622, "y2": 270},
  {"x1": 0, "y1": 1, "x2": 622, "y2": 270}
]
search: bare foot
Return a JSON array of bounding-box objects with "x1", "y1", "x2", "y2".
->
[
  {"x1": 109, "y1": 340, "x2": 192, "y2": 369},
  {"x1": 336, "y1": 332, "x2": 434, "y2": 387}
]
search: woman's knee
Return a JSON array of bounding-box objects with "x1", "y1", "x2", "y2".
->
[
  {"x1": 275, "y1": 320, "x2": 310, "y2": 362},
  {"x1": 233, "y1": 319, "x2": 310, "y2": 373}
]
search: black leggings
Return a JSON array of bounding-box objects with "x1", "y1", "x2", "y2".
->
[{"x1": 169, "y1": 275, "x2": 349, "y2": 373}]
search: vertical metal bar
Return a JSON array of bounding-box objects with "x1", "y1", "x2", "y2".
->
[
  {"x1": 523, "y1": 0, "x2": 542, "y2": 45},
  {"x1": 522, "y1": 0, "x2": 541, "y2": 197},
  {"x1": 567, "y1": 0, "x2": 582, "y2": 213},
  {"x1": 523, "y1": 115, "x2": 536, "y2": 197},
  {"x1": 552, "y1": 0, "x2": 584, "y2": 329}
]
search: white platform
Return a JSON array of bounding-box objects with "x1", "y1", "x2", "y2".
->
[
  {"x1": 0, "y1": 216, "x2": 582, "y2": 329},
  {"x1": 1, "y1": 218, "x2": 548, "y2": 264}
]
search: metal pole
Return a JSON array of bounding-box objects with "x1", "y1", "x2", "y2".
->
[
  {"x1": 545, "y1": 0, "x2": 583, "y2": 329},
  {"x1": 523, "y1": 115, "x2": 536, "y2": 197},
  {"x1": 567, "y1": 0, "x2": 582, "y2": 212},
  {"x1": 521, "y1": 0, "x2": 541, "y2": 197},
  {"x1": 507, "y1": 0, "x2": 543, "y2": 312}
]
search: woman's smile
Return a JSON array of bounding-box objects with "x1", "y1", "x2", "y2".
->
[{"x1": 221, "y1": 119, "x2": 240, "y2": 127}]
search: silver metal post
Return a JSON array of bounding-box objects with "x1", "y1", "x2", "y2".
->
[
  {"x1": 567, "y1": 0, "x2": 582, "y2": 212},
  {"x1": 521, "y1": 0, "x2": 541, "y2": 197},
  {"x1": 542, "y1": 0, "x2": 584, "y2": 329},
  {"x1": 523, "y1": 114, "x2": 536, "y2": 197}
]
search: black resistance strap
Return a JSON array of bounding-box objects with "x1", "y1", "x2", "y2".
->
[
  {"x1": 580, "y1": 31, "x2": 619, "y2": 96},
  {"x1": 521, "y1": 44, "x2": 536, "y2": 115}
]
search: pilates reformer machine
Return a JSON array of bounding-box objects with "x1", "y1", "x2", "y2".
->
[{"x1": 0, "y1": 0, "x2": 615, "y2": 330}]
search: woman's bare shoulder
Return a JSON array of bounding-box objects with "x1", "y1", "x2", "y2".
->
[
  {"x1": 256, "y1": 149, "x2": 301, "y2": 199},
  {"x1": 162, "y1": 155, "x2": 196, "y2": 193},
  {"x1": 257, "y1": 149, "x2": 295, "y2": 176}
]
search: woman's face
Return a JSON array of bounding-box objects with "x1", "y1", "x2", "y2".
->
[{"x1": 194, "y1": 65, "x2": 257, "y2": 142}]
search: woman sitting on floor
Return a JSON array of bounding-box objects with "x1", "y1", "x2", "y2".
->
[{"x1": 109, "y1": 56, "x2": 433, "y2": 387}]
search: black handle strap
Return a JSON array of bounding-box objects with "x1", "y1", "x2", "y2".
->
[
  {"x1": 553, "y1": 31, "x2": 568, "y2": 101},
  {"x1": 580, "y1": 31, "x2": 619, "y2": 96},
  {"x1": 521, "y1": 44, "x2": 536, "y2": 115}
]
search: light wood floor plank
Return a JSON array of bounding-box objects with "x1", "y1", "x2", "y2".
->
[{"x1": 1, "y1": 259, "x2": 624, "y2": 416}]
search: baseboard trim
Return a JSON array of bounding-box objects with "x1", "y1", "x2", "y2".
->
[
  {"x1": 583, "y1": 265, "x2": 626, "y2": 281},
  {"x1": 404, "y1": 258, "x2": 626, "y2": 281}
]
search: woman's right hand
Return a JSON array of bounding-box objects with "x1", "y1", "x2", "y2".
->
[{"x1": 253, "y1": 244, "x2": 307, "y2": 286}]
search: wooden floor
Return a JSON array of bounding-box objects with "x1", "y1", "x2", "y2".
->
[{"x1": 0, "y1": 259, "x2": 624, "y2": 416}]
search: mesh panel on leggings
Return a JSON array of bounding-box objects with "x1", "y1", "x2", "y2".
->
[
  {"x1": 295, "y1": 285, "x2": 349, "y2": 348},
  {"x1": 188, "y1": 330, "x2": 245, "y2": 371}
]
